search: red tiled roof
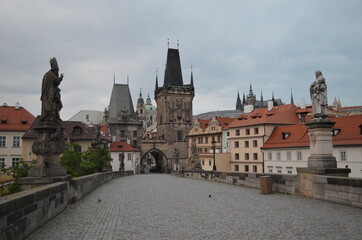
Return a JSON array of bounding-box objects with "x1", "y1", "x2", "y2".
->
[
  {"x1": 22, "y1": 117, "x2": 97, "y2": 140},
  {"x1": 262, "y1": 115, "x2": 362, "y2": 149},
  {"x1": 110, "y1": 142, "x2": 140, "y2": 152},
  {"x1": 216, "y1": 117, "x2": 235, "y2": 129},
  {"x1": 228, "y1": 104, "x2": 300, "y2": 128},
  {"x1": 197, "y1": 119, "x2": 208, "y2": 129},
  {"x1": 0, "y1": 106, "x2": 35, "y2": 131},
  {"x1": 336, "y1": 106, "x2": 362, "y2": 111}
]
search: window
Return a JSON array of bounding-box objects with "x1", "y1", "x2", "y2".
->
[
  {"x1": 12, "y1": 158, "x2": 20, "y2": 167},
  {"x1": 234, "y1": 141, "x2": 239, "y2": 148},
  {"x1": 177, "y1": 131, "x2": 182, "y2": 141},
  {"x1": 0, "y1": 158, "x2": 5, "y2": 168},
  {"x1": 282, "y1": 132, "x2": 290, "y2": 139},
  {"x1": 128, "y1": 153, "x2": 132, "y2": 160},
  {"x1": 268, "y1": 152, "x2": 272, "y2": 160},
  {"x1": 287, "y1": 152, "x2": 291, "y2": 160},
  {"x1": 235, "y1": 153, "x2": 239, "y2": 160},
  {"x1": 244, "y1": 141, "x2": 249, "y2": 148},
  {"x1": 133, "y1": 131, "x2": 137, "y2": 137},
  {"x1": 267, "y1": 166, "x2": 273, "y2": 173},
  {"x1": 245, "y1": 153, "x2": 250, "y2": 160},
  {"x1": 217, "y1": 136, "x2": 221, "y2": 143},
  {"x1": 236, "y1": 130, "x2": 240, "y2": 136},
  {"x1": 276, "y1": 167, "x2": 282, "y2": 173},
  {"x1": 205, "y1": 137, "x2": 208, "y2": 144},
  {"x1": 86, "y1": 114, "x2": 89, "y2": 121},
  {"x1": 120, "y1": 130, "x2": 125, "y2": 137},
  {"x1": 202, "y1": 160, "x2": 205, "y2": 165},
  {"x1": 253, "y1": 140, "x2": 257, "y2": 147},
  {"x1": 253, "y1": 165, "x2": 257, "y2": 172},
  {"x1": 253, "y1": 153, "x2": 258, "y2": 160},
  {"x1": 198, "y1": 137, "x2": 202, "y2": 144},
  {"x1": 244, "y1": 165, "x2": 249, "y2": 172},
  {"x1": 209, "y1": 161, "x2": 212, "y2": 166},
  {"x1": 297, "y1": 152, "x2": 302, "y2": 160},
  {"x1": 13, "y1": 136, "x2": 20, "y2": 147},
  {"x1": 254, "y1": 128, "x2": 259, "y2": 134},
  {"x1": 73, "y1": 126, "x2": 82, "y2": 135},
  {"x1": 245, "y1": 129, "x2": 250, "y2": 135},
  {"x1": 234, "y1": 165, "x2": 239, "y2": 172},
  {"x1": 227, "y1": 132, "x2": 230, "y2": 137},
  {"x1": 340, "y1": 151, "x2": 347, "y2": 161},
  {"x1": 133, "y1": 140, "x2": 137, "y2": 147},
  {"x1": 204, "y1": 148, "x2": 208, "y2": 153},
  {"x1": 287, "y1": 167, "x2": 293, "y2": 174},
  {"x1": 0, "y1": 136, "x2": 6, "y2": 147},
  {"x1": 277, "y1": 152, "x2": 281, "y2": 160}
]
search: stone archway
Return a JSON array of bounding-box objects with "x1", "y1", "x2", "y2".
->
[{"x1": 141, "y1": 148, "x2": 168, "y2": 173}]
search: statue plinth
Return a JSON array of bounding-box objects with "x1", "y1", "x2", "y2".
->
[
  {"x1": 306, "y1": 118, "x2": 336, "y2": 168},
  {"x1": 29, "y1": 124, "x2": 67, "y2": 177}
]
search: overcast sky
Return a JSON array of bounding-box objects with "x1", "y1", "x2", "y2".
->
[{"x1": 1, "y1": 0, "x2": 361, "y2": 120}]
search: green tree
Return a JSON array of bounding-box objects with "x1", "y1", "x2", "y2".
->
[
  {"x1": 2, "y1": 160, "x2": 35, "y2": 195},
  {"x1": 60, "y1": 143, "x2": 112, "y2": 177}
]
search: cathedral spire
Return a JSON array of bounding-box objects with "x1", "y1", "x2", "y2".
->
[
  {"x1": 272, "y1": 92, "x2": 275, "y2": 100},
  {"x1": 236, "y1": 91, "x2": 242, "y2": 110},
  {"x1": 163, "y1": 48, "x2": 183, "y2": 86},
  {"x1": 242, "y1": 92, "x2": 246, "y2": 104},
  {"x1": 290, "y1": 89, "x2": 294, "y2": 105}
]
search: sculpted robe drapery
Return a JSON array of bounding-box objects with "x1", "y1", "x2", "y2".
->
[
  {"x1": 41, "y1": 70, "x2": 62, "y2": 123},
  {"x1": 310, "y1": 70, "x2": 327, "y2": 117}
]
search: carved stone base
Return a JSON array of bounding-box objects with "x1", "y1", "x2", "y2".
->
[
  {"x1": 28, "y1": 163, "x2": 67, "y2": 177},
  {"x1": 308, "y1": 155, "x2": 337, "y2": 168}
]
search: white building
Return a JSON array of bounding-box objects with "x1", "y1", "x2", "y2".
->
[
  {"x1": 262, "y1": 115, "x2": 362, "y2": 178},
  {"x1": 68, "y1": 110, "x2": 104, "y2": 126},
  {"x1": 110, "y1": 142, "x2": 141, "y2": 174}
]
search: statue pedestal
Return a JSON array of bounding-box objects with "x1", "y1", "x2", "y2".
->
[
  {"x1": 306, "y1": 119, "x2": 336, "y2": 168},
  {"x1": 297, "y1": 118, "x2": 350, "y2": 197},
  {"x1": 28, "y1": 124, "x2": 67, "y2": 178}
]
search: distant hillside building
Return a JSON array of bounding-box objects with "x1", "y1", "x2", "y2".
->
[
  {"x1": 105, "y1": 83, "x2": 142, "y2": 147},
  {"x1": 136, "y1": 90, "x2": 157, "y2": 138},
  {"x1": 140, "y1": 47, "x2": 194, "y2": 172},
  {"x1": 0, "y1": 103, "x2": 35, "y2": 168}
]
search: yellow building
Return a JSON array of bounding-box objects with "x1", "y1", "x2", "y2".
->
[
  {"x1": 188, "y1": 116, "x2": 234, "y2": 171},
  {"x1": 227, "y1": 104, "x2": 301, "y2": 173}
]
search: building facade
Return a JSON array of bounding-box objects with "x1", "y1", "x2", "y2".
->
[
  {"x1": 227, "y1": 104, "x2": 301, "y2": 173},
  {"x1": 110, "y1": 141, "x2": 141, "y2": 174},
  {"x1": 0, "y1": 103, "x2": 35, "y2": 168},
  {"x1": 262, "y1": 115, "x2": 362, "y2": 178}
]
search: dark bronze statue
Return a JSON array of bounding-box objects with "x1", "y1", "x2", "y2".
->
[{"x1": 40, "y1": 57, "x2": 63, "y2": 124}]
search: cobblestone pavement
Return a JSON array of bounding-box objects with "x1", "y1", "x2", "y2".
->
[{"x1": 27, "y1": 174, "x2": 362, "y2": 240}]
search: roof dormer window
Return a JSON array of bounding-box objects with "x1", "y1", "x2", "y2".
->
[
  {"x1": 332, "y1": 128, "x2": 341, "y2": 136},
  {"x1": 73, "y1": 126, "x2": 83, "y2": 135},
  {"x1": 1, "y1": 116, "x2": 7, "y2": 124},
  {"x1": 282, "y1": 132, "x2": 290, "y2": 139}
]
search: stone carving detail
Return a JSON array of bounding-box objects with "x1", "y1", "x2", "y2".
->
[
  {"x1": 29, "y1": 58, "x2": 67, "y2": 177},
  {"x1": 310, "y1": 70, "x2": 328, "y2": 118}
]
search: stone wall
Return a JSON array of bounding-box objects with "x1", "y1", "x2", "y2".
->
[
  {"x1": 0, "y1": 171, "x2": 133, "y2": 240},
  {"x1": 0, "y1": 182, "x2": 67, "y2": 240},
  {"x1": 173, "y1": 170, "x2": 362, "y2": 208},
  {"x1": 173, "y1": 170, "x2": 300, "y2": 195}
]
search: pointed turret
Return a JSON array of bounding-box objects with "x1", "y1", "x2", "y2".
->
[
  {"x1": 242, "y1": 92, "x2": 246, "y2": 104},
  {"x1": 190, "y1": 67, "x2": 194, "y2": 87},
  {"x1": 137, "y1": 89, "x2": 144, "y2": 105},
  {"x1": 290, "y1": 89, "x2": 294, "y2": 105},
  {"x1": 163, "y1": 48, "x2": 183, "y2": 86},
  {"x1": 155, "y1": 72, "x2": 159, "y2": 92},
  {"x1": 236, "y1": 92, "x2": 242, "y2": 110}
]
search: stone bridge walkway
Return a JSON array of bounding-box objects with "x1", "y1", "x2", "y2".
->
[{"x1": 27, "y1": 174, "x2": 362, "y2": 240}]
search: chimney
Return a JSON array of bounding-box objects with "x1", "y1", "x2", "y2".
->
[
  {"x1": 300, "y1": 99, "x2": 306, "y2": 109},
  {"x1": 268, "y1": 101, "x2": 273, "y2": 111},
  {"x1": 15, "y1": 102, "x2": 20, "y2": 110}
]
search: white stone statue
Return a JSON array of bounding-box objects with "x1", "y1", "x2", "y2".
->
[{"x1": 310, "y1": 70, "x2": 328, "y2": 118}]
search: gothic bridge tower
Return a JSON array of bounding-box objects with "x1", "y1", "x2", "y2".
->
[{"x1": 140, "y1": 47, "x2": 195, "y2": 172}]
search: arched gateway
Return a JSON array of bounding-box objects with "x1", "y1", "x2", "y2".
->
[{"x1": 140, "y1": 148, "x2": 168, "y2": 173}]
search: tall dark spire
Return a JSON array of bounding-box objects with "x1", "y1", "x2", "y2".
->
[
  {"x1": 155, "y1": 70, "x2": 159, "y2": 91},
  {"x1": 242, "y1": 92, "x2": 246, "y2": 104},
  {"x1": 290, "y1": 89, "x2": 294, "y2": 105},
  {"x1": 236, "y1": 92, "x2": 242, "y2": 110},
  {"x1": 260, "y1": 91, "x2": 264, "y2": 106},
  {"x1": 163, "y1": 48, "x2": 183, "y2": 86},
  {"x1": 272, "y1": 92, "x2": 275, "y2": 100},
  {"x1": 190, "y1": 65, "x2": 194, "y2": 87}
]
